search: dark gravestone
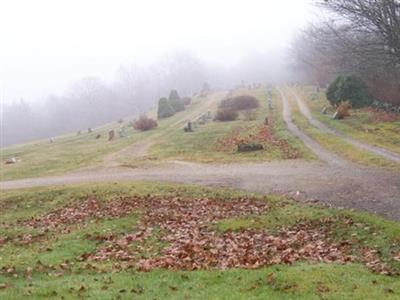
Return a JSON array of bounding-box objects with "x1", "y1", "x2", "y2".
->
[
  {"x1": 108, "y1": 130, "x2": 115, "y2": 141},
  {"x1": 184, "y1": 122, "x2": 193, "y2": 132},
  {"x1": 95, "y1": 134, "x2": 101, "y2": 139},
  {"x1": 237, "y1": 143, "x2": 264, "y2": 152}
]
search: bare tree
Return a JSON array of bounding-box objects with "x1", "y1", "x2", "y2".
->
[
  {"x1": 317, "y1": 0, "x2": 400, "y2": 66},
  {"x1": 291, "y1": 1, "x2": 400, "y2": 103}
]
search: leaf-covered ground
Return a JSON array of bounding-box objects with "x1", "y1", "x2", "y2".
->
[{"x1": 0, "y1": 182, "x2": 399, "y2": 299}]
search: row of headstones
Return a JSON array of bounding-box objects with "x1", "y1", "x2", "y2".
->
[
  {"x1": 183, "y1": 111, "x2": 212, "y2": 132},
  {"x1": 50, "y1": 124, "x2": 129, "y2": 144}
]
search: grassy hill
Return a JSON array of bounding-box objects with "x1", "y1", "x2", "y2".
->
[
  {"x1": 1, "y1": 86, "x2": 400, "y2": 299},
  {"x1": 1, "y1": 87, "x2": 313, "y2": 180}
]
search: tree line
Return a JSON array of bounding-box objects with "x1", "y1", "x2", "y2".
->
[{"x1": 292, "y1": 0, "x2": 400, "y2": 105}]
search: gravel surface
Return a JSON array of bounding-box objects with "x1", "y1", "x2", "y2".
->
[
  {"x1": 290, "y1": 88, "x2": 400, "y2": 163},
  {"x1": 1, "y1": 89, "x2": 399, "y2": 221}
]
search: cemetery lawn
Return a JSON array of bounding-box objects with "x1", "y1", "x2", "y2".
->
[
  {"x1": 146, "y1": 88, "x2": 314, "y2": 164},
  {"x1": 0, "y1": 182, "x2": 399, "y2": 300},
  {"x1": 297, "y1": 86, "x2": 400, "y2": 155},
  {"x1": 287, "y1": 90, "x2": 400, "y2": 171},
  {"x1": 1, "y1": 89, "x2": 313, "y2": 181}
]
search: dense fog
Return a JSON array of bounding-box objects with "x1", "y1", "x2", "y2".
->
[
  {"x1": 1, "y1": 0, "x2": 311, "y2": 146},
  {"x1": 2, "y1": 0, "x2": 399, "y2": 146},
  {"x1": 1, "y1": 51, "x2": 290, "y2": 146}
]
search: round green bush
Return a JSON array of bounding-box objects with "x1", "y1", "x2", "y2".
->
[
  {"x1": 168, "y1": 89, "x2": 185, "y2": 112},
  {"x1": 326, "y1": 75, "x2": 372, "y2": 108},
  {"x1": 214, "y1": 109, "x2": 238, "y2": 122},
  {"x1": 157, "y1": 97, "x2": 175, "y2": 119}
]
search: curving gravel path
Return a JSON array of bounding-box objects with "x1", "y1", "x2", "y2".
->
[
  {"x1": 1, "y1": 89, "x2": 400, "y2": 221},
  {"x1": 290, "y1": 88, "x2": 400, "y2": 163},
  {"x1": 278, "y1": 88, "x2": 349, "y2": 168},
  {"x1": 1, "y1": 159, "x2": 400, "y2": 220}
]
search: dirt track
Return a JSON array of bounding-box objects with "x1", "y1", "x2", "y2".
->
[
  {"x1": 1, "y1": 89, "x2": 400, "y2": 221},
  {"x1": 290, "y1": 88, "x2": 400, "y2": 163}
]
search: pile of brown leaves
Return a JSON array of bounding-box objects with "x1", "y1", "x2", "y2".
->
[
  {"x1": 13, "y1": 195, "x2": 394, "y2": 274},
  {"x1": 216, "y1": 114, "x2": 300, "y2": 159},
  {"x1": 21, "y1": 196, "x2": 142, "y2": 231},
  {"x1": 84, "y1": 196, "x2": 360, "y2": 271}
]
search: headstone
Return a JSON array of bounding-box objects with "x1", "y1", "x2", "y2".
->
[
  {"x1": 237, "y1": 143, "x2": 264, "y2": 152},
  {"x1": 184, "y1": 121, "x2": 193, "y2": 132},
  {"x1": 332, "y1": 111, "x2": 339, "y2": 120},
  {"x1": 321, "y1": 107, "x2": 328, "y2": 114},
  {"x1": 88, "y1": 127, "x2": 93, "y2": 133},
  {"x1": 4, "y1": 157, "x2": 17, "y2": 164},
  {"x1": 95, "y1": 134, "x2": 101, "y2": 139},
  {"x1": 265, "y1": 117, "x2": 269, "y2": 126},
  {"x1": 118, "y1": 126, "x2": 127, "y2": 138},
  {"x1": 108, "y1": 130, "x2": 115, "y2": 141},
  {"x1": 50, "y1": 137, "x2": 54, "y2": 143}
]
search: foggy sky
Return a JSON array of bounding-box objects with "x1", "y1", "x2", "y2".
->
[{"x1": 0, "y1": 0, "x2": 315, "y2": 104}]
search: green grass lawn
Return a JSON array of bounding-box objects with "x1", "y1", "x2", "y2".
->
[
  {"x1": 0, "y1": 93, "x2": 217, "y2": 180},
  {"x1": 286, "y1": 88, "x2": 400, "y2": 171},
  {"x1": 0, "y1": 182, "x2": 399, "y2": 299},
  {"x1": 1, "y1": 125, "x2": 139, "y2": 181},
  {"x1": 148, "y1": 88, "x2": 314, "y2": 163},
  {"x1": 1, "y1": 88, "x2": 313, "y2": 180},
  {"x1": 298, "y1": 86, "x2": 400, "y2": 155}
]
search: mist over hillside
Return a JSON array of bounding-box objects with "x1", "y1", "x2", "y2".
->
[{"x1": 1, "y1": 51, "x2": 289, "y2": 146}]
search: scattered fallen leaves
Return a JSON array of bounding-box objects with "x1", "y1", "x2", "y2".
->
[
  {"x1": 82, "y1": 196, "x2": 366, "y2": 272},
  {"x1": 9, "y1": 194, "x2": 395, "y2": 276},
  {"x1": 217, "y1": 113, "x2": 300, "y2": 159}
]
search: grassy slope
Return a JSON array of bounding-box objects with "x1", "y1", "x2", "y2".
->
[
  {"x1": 0, "y1": 93, "x2": 214, "y2": 180},
  {"x1": 147, "y1": 88, "x2": 314, "y2": 163},
  {"x1": 286, "y1": 88, "x2": 400, "y2": 171},
  {"x1": 1, "y1": 88, "x2": 313, "y2": 180},
  {"x1": 0, "y1": 182, "x2": 399, "y2": 299},
  {"x1": 298, "y1": 86, "x2": 400, "y2": 155}
]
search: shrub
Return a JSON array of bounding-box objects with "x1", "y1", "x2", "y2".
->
[
  {"x1": 243, "y1": 109, "x2": 257, "y2": 121},
  {"x1": 169, "y1": 89, "x2": 185, "y2": 112},
  {"x1": 133, "y1": 115, "x2": 158, "y2": 131},
  {"x1": 326, "y1": 75, "x2": 372, "y2": 108},
  {"x1": 169, "y1": 89, "x2": 180, "y2": 101},
  {"x1": 214, "y1": 109, "x2": 238, "y2": 122},
  {"x1": 169, "y1": 98, "x2": 185, "y2": 112},
  {"x1": 220, "y1": 95, "x2": 259, "y2": 111},
  {"x1": 336, "y1": 101, "x2": 352, "y2": 119},
  {"x1": 157, "y1": 97, "x2": 175, "y2": 119}
]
